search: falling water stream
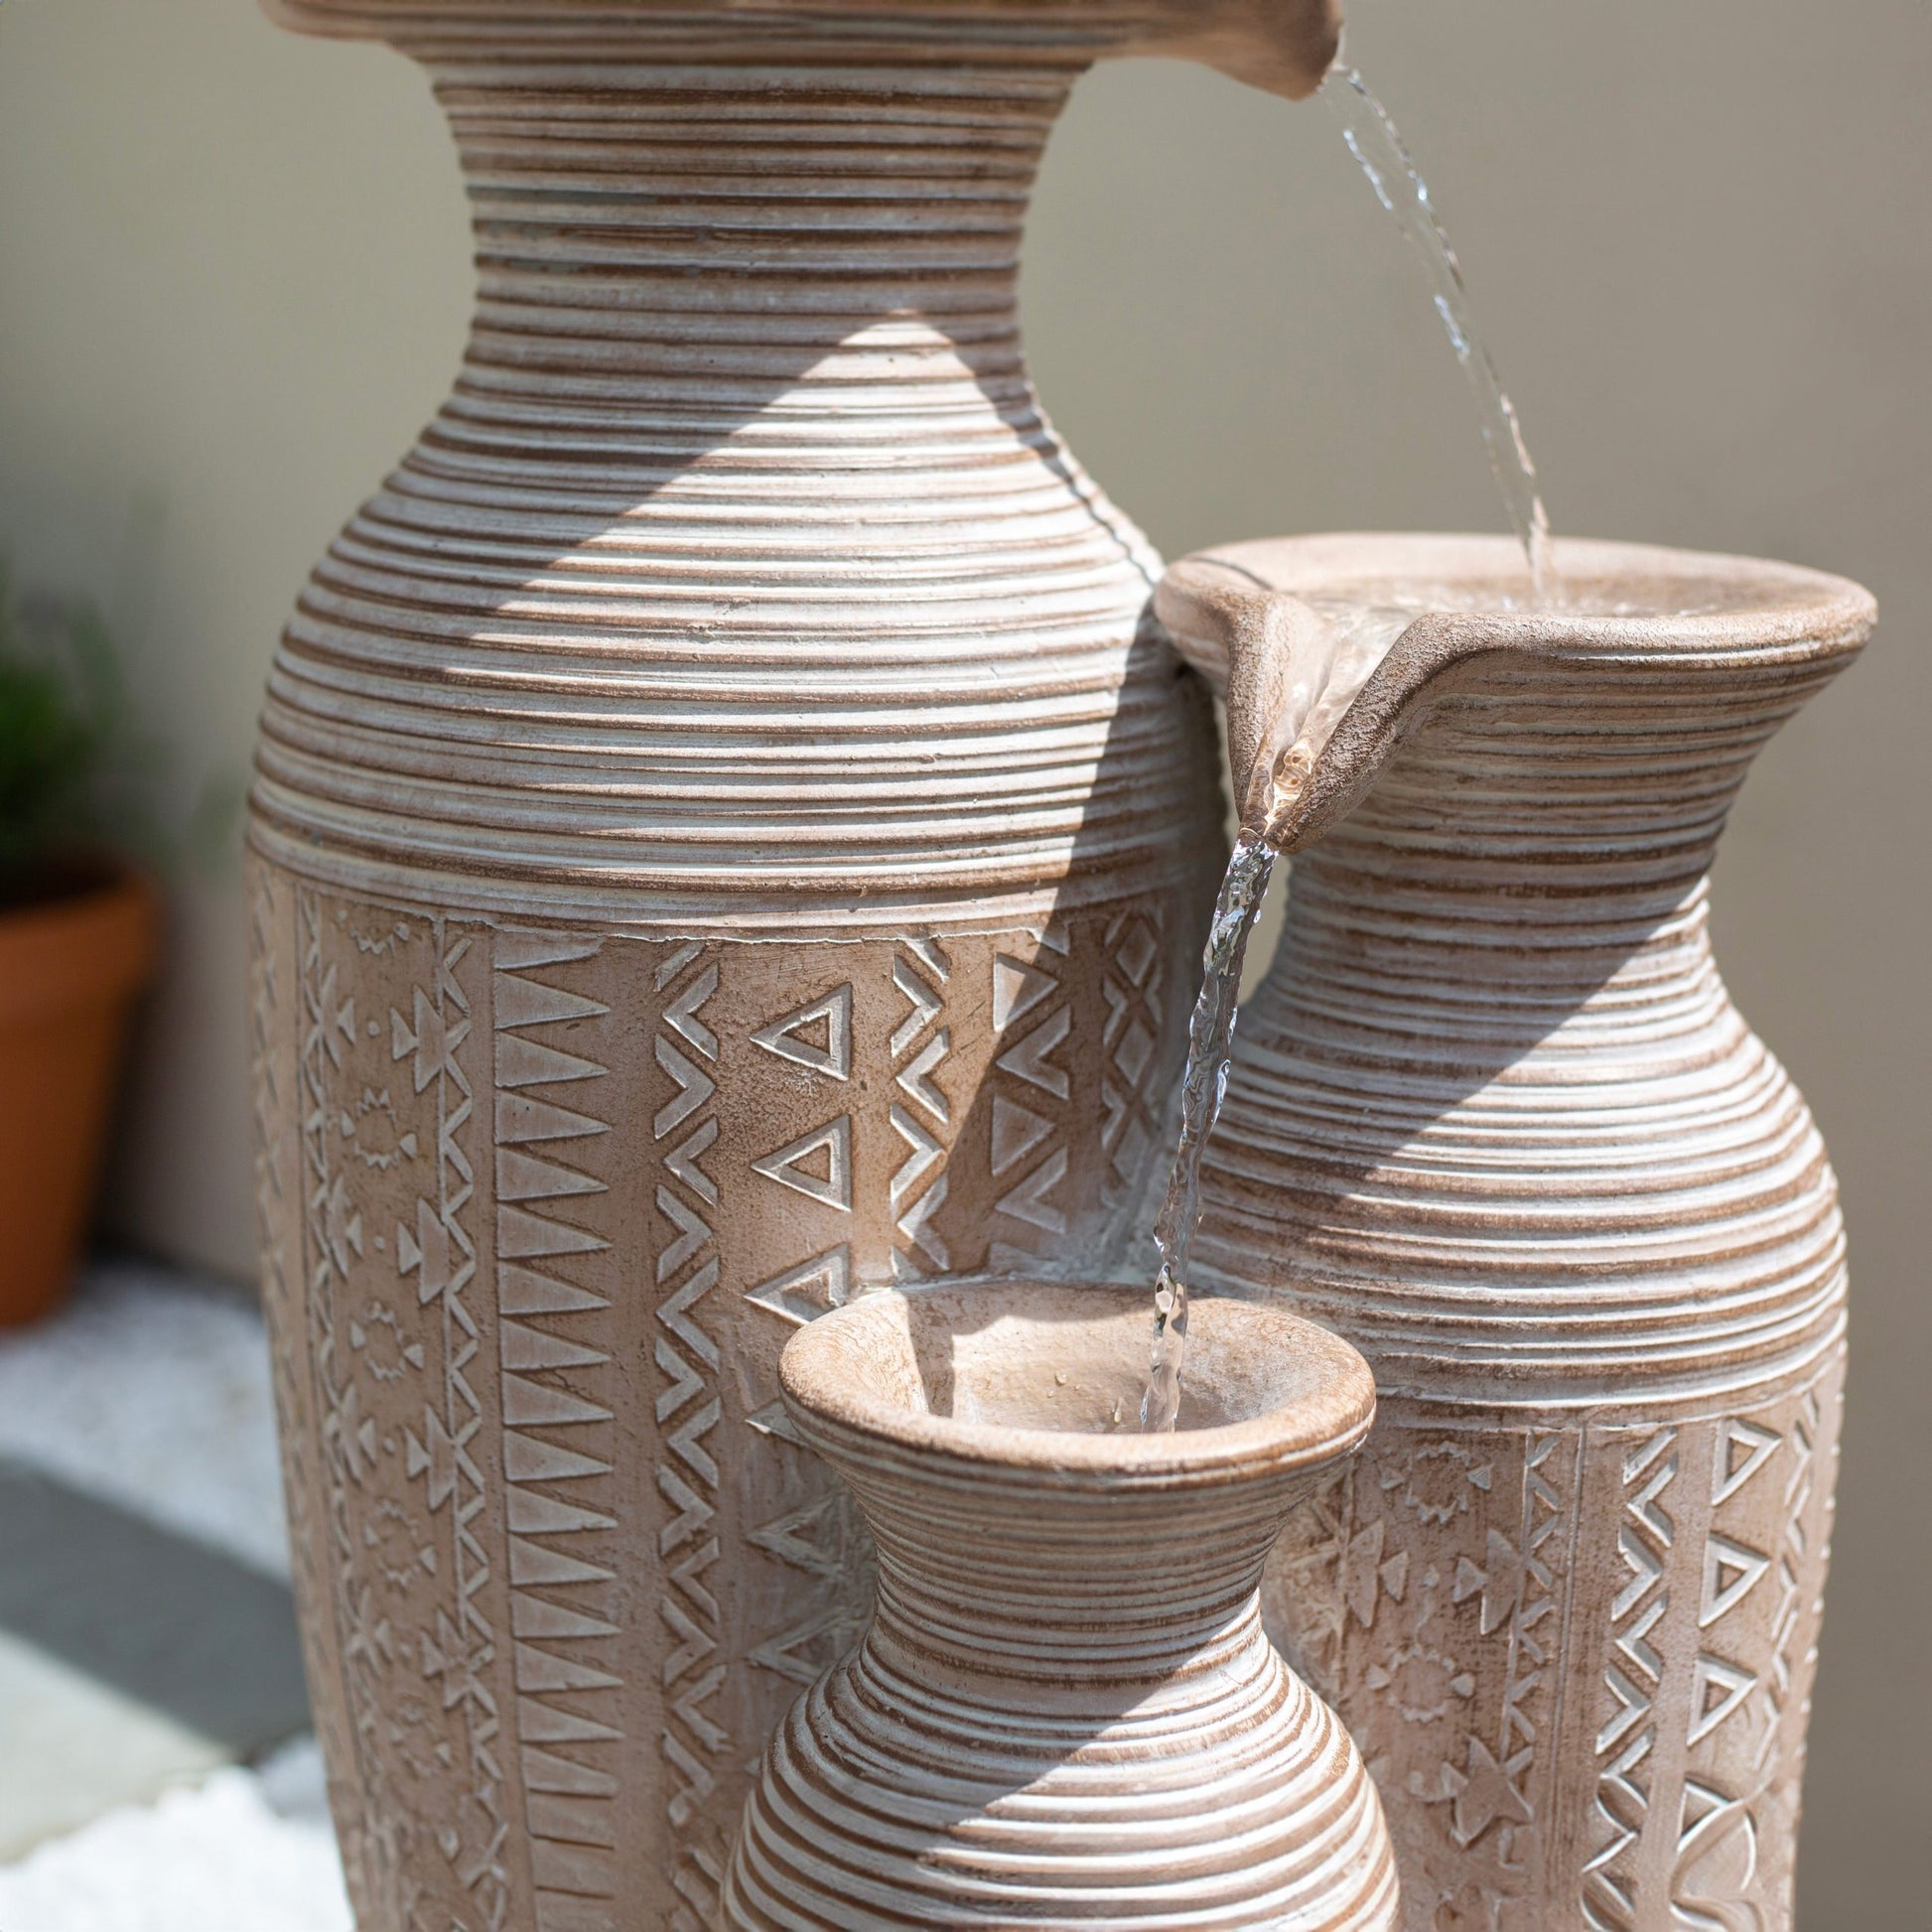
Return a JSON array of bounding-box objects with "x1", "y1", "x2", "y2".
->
[
  {"x1": 1326, "y1": 66, "x2": 1554, "y2": 597},
  {"x1": 1142, "y1": 69, "x2": 1556, "y2": 1430},
  {"x1": 1138, "y1": 832, "x2": 1277, "y2": 1433}
]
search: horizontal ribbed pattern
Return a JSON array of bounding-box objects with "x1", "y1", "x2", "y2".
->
[
  {"x1": 251, "y1": 64, "x2": 1219, "y2": 926},
  {"x1": 725, "y1": 1412, "x2": 1397, "y2": 1928},
  {"x1": 1201, "y1": 663, "x2": 1850, "y2": 1408}
]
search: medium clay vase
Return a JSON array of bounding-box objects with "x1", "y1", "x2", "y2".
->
[
  {"x1": 246, "y1": 5, "x2": 1342, "y2": 1926},
  {"x1": 723, "y1": 1279, "x2": 1399, "y2": 1929},
  {"x1": 1155, "y1": 534, "x2": 1876, "y2": 1932}
]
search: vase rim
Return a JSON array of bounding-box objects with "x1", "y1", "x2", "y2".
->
[
  {"x1": 261, "y1": 0, "x2": 1342, "y2": 99},
  {"x1": 1163, "y1": 531, "x2": 1877, "y2": 663},
  {"x1": 777, "y1": 1278, "x2": 1375, "y2": 1487}
]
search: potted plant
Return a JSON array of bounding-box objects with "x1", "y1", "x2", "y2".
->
[{"x1": 0, "y1": 564, "x2": 159, "y2": 1326}]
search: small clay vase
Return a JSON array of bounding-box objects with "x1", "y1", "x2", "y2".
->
[{"x1": 723, "y1": 1280, "x2": 1399, "y2": 1930}]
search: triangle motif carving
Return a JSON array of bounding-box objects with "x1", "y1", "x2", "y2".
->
[
  {"x1": 753, "y1": 985, "x2": 852, "y2": 1080},
  {"x1": 753, "y1": 1118, "x2": 853, "y2": 1211}
]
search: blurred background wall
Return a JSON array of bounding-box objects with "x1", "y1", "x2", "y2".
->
[{"x1": 0, "y1": 0, "x2": 1924, "y2": 1920}]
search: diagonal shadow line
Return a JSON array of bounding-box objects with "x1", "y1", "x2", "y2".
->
[{"x1": 0, "y1": 1460, "x2": 311, "y2": 1758}]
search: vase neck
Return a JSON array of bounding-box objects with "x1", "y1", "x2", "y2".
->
[
  {"x1": 436, "y1": 65, "x2": 1058, "y2": 405},
  {"x1": 257, "y1": 55, "x2": 1223, "y2": 919},
  {"x1": 1291, "y1": 668, "x2": 1839, "y2": 993},
  {"x1": 840, "y1": 1458, "x2": 1296, "y2": 1699}
]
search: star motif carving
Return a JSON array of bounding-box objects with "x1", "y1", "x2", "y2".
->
[{"x1": 1447, "y1": 1735, "x2": 1535, "y2": 1848}]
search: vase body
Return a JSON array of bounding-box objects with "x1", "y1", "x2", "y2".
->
[
  {"x1": 1159, "y1": 536, "x2": 1875, "y2": 1932},
  {"x1": 247, "y1": 16, "x2": 1232, "y2": 1928},
  {"x1": 723, "y1": 1280, "x2": 1399, "y2": 1929}
]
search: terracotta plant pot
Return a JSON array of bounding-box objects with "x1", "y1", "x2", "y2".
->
[
  {"x1": 0, "y1": 868, "x2": 158, "y2": 1326},
  {"x1": 724, "y1": 1280, "x2": 1400, "y2": 1930},
  {"x1": 1156, "y1": 534, "x2": 1877, "y2": 1930}
]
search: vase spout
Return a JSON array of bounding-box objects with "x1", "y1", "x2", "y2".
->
[
  {"x1": 1156, "y1": 566, "x2": 1416, "y2": 849},
  {"x1": 1123, "y1": 0, "x2": 1342, "y2": 99}
]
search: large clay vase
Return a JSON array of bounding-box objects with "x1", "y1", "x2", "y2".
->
[
  {"x1": 246, "y1": 6, "x2": 1342, "y2": 1927},
  {"x1": 724, "y1": 1280, "x2": 1399, "y2": 1929},
  {"x1": 1155, "y1": 534, "x2": 1876, "y2": 1931}
]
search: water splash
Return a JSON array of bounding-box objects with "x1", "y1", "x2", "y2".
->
[
  {"x1": 1325, "y1": 67, "x2": 1555, "y2": 596},
  {"x1": 1141, "y1": 832, "x2": 1278, "y2": 1433}
]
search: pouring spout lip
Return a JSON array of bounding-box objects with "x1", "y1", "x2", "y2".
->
[
  {"x1": 1120, "y1": 0, "x2": 1344, "y2": 102},
  {"x1": 1160, "y1": 531, "x2": 1877, "y2": 673}
]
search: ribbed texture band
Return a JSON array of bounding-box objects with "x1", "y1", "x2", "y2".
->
[
  {"x1": 1202, "y1": 657, "x2": 1848, "y2": 1407},
  {"x1": 251, "y1": 63, "x2": 1219, "y2": 926},
  {"x1": 725, "y1": 1418, "x2": 1398, "y2": 1927}
]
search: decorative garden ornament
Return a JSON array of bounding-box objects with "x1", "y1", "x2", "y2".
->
[
  {"x1": 1156, "y1": 532, "x2": 1876, "y2": 1931},
  {"x1": 248, "y1": 5, "x2": 1344, "y2": 1926},
  {"x1": 724, "y1": 1278, "x2": 1398, "y2": 1930}
]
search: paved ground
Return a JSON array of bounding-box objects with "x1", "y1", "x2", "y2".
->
[{"x1": 0, "y1": 1262, "x2": 350, "y2": 1929}]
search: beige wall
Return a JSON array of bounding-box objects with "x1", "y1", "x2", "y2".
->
[
  {"x1": 1, "y1": 0, "x2": 1924, "y2": 1918},
  {"x1": 0, "y1": 0, "x2": 471, "y2": 1274}
]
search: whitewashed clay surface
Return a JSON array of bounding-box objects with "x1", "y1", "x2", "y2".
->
[
  {"x1": 1157, "y1": 533, "x2": 1877, "y2": 1931},
  {"x1": 725, "y1": 1280, "x2": 1399, "y2": 1929},
  {"x1": 242, "y1": 5, "x2": 1359, "y2": 1927}
]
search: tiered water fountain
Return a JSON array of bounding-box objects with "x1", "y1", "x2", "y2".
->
[{"x1": 248, "y1": 2, "x2": 1872, "y2": 1927}]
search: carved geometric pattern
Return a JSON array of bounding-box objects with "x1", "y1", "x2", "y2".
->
[
  {"x1": 296, "y1": 887, "x2": 395, "y2": 1917},
  {"x1": 1577, "y1": 1385, "x2": 1833, "y2": 1932},
  {"x1": 1098, "y1": 902, "x2": 1168, "y2": 1213},
  {"x1": 752, "y1": 1115, "x2": 852, "y2": 1211},
  {"x1": 746, "y1": 1490, "x2": 876, "y2": 1686},
  {"x1": 1265, "y1": 1378, "x2": 1838, "y2": 1932},
  {"x1": 492, "y1": 930, "x2": 620, "y2": 1932},
  {"x1": 266, "y1": 891, "x2": 1199, "y2": 1930},
  {"x1": 1586, "y1": 1428, "x2": 1680, "y2": 1930},
  {"x1": 290, "y1": 890, "x2": 514, "y2": 1929},
  {"x1": 752, "y1": 984, "x2": 852, "y2": 1080},
  {"x1": 744, "y1": 1248, "x2": 852, "y2": 1331},
  {"x1": 650, "y1": 941, "x2": 727, "y2": 1930},
  {"x1": 989, "y1": 923, "x2": 1072, "y2": 1271},
  {"x1": 252, "y1": 864, "x2": 366, "y2": 1901},
  {"x1": 1265, "y1": 1385, "x2": 1837, "y2": 1932},
  {"x1": 890, "y1": 939, "x2": 952, "y2": 1276}
]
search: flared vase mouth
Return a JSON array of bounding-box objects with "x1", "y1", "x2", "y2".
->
[
  {"x1": 1165, "y1": 531, "x2": 1877, "y2": 667},
  {"x1": 262, "y1": 0, "x2": 1342, "y2": 97},
  {"x1": 1157, "y1": 531, "x2": 1878, "y2": 851},
  {"x1": 777, "y1": 1279, "x2": 1375, "y2": 1489}
]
